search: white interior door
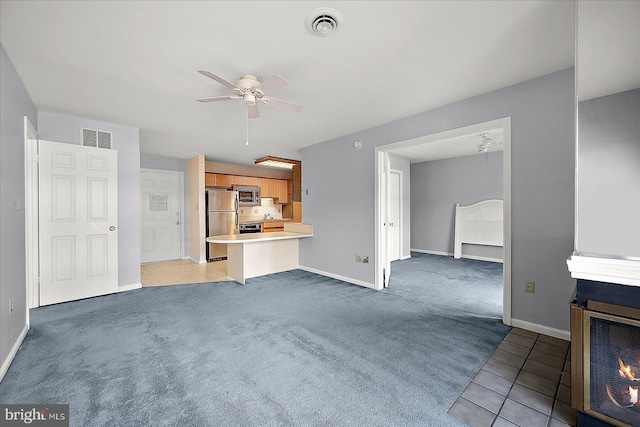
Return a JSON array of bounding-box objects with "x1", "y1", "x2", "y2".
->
[
  {"x1": 389, "y1": 170, "x2": 401, "y2": 261},
  {"x1": 39, "y1": 140, "x2": 118, "y2": 305},
  {"x1": 140, "y1": 169, "x2": 183, "y2": 263}
]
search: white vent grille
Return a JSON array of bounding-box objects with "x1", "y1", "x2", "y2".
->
[{"x1": 82, "y1": 128, "x2": 112, "y2": 149}]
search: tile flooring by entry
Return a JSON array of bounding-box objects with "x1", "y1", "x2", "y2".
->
[
  {"x1": 141, "y1": 259, "x2": 229, "y2": 287},
  {"x1": 448, "y1": 328, "x2": 576, "y2": 427}
]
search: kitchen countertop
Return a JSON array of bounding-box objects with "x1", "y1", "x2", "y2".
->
[
  {"x1": 239, "y1": 218, "x2": 294, "y2": 223},
  {"x1": 207, "y1": 231, "x2": 311, "y2": 244}
]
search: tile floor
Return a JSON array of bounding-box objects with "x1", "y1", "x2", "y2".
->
[
  {"x1": 448, "y1": 328, "x2": 576, "y2": 427},
  {"x1": 141, "y1": 259, "x2": 229, "y2": 287}
]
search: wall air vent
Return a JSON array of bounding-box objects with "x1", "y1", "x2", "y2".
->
[{"x1": 81, "y1": 128, "x2": 112, "y2": 149}]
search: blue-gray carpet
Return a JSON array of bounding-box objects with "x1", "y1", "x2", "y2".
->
[{"x1": 0, "y1": 253, "x2": 509, "y2": 426}]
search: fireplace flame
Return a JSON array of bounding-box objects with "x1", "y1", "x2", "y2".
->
[{"x1": 618, "y1": 357, "x2": 639, "y2": 381}]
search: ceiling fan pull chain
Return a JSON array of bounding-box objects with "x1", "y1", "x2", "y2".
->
[{"x1": 245, "y1": 109, "x2": 249, "y2": 146}]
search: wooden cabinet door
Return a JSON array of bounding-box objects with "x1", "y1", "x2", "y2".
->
[
  {"x1": 245, "y1": 176, "x2": 258, "y2": 186},
  {"x1": 277, "y1": 180, "x2": 288, "y2": 203},
  {"x1": 231, "y1": 175, "x2": 245, "y2": 185},
  {"x1": 205, "y1": 173, "x2": 216, "y2": 187},
  {"x1": 259, "y1": 178, "x2": 269, "y2": 197},
  {"x1": 216, "y1": 174, "x2": 232, "y2": 188}
]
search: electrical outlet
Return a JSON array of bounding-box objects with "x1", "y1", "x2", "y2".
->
[
  {"x1": 355, "y1": 255, "x2": 362, "y2": 263},
  {"x1": 525, "y1": 281, "x2": 535, "y2": 293},
  {"x1": 253, "y1": 208, "x2": 258, "y2": 214}
]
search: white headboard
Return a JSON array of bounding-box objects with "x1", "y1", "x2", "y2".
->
[{"x1": 454, "y1": 199, "x2": 503, "y2": 259}]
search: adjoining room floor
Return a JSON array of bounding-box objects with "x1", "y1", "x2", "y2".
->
[
  {"x1": 141, "y1": 259, "x2": 229, "y2": 287},
  {"x1": 448, "y1": 327, "x2": 576, "y2": 427}
]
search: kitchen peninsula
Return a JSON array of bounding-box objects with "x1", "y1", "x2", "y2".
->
[{"x1": 207, "y1": 223, "x2": 312, "y2": 284}]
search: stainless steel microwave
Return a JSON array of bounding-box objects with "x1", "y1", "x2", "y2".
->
[{"x1": 233, "y1": 186, "x2": 260, "y2": 206}]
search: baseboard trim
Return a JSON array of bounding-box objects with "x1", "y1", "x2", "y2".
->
[
  {"x1": 510, "y1": 318, "x2": 570, "y2": 341},
  {"x1": 298, "y1": 266, "x2": 376, "y2": 290},
  {"x1": 190, "y1": 257, "x2": 207, "y2": 264},
  {"x1": 118, "y1": 283, "x2": 142, "y2": 292},
  {"x1": 410, "y1": 248, "x2": 503, "y2": 264},
  {"x1": 0, "y1": 323, "x2": 29, "y2": 384},
  {"x1": 400, "y1": 254, "x2": 411, "y2": 260}
]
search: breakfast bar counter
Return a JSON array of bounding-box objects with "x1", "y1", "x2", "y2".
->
[{"x1": 206, "y1": 223, "x2": 312, "y2": 284}]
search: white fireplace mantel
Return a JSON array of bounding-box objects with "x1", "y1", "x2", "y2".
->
[{"x1": 566, "y1": 252, "x2": 640, "y2": 287}]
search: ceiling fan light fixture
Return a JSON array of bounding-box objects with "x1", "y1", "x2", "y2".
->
[
  {"x1": 244, "y1": 93, "x2": 256, "y2": 106},
  {"x1": 306, "y1": 8, "x2": 343, "y2": 37}
]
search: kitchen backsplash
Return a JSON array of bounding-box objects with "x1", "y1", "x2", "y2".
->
[{"x1": 238, "y1": 199, "x2": 283, "y2": 220}]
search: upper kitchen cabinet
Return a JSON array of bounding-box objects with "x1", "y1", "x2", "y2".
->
[
  {"x1": 259, "y1": 178, "x2": 276, "y2": 198},
  {"x1": 206, "y1": 173, "x2": 263, "y2": 188},
  {"x1": 231, "y1": 175, "x2": 245, "y2": 185},
  {"x1": 259, "y1": 178, "x2": 288, "y2": 202},
  {"x1": 278, "y1": 180, "x2": 288, "y2": 204},
  {"x1": 205, "y1": 173, "x2": 232, "y2": 188}
]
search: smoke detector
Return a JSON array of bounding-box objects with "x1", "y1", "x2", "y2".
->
[{"x1": 306, "y1": 8, "x2": 343, "y2": 37}]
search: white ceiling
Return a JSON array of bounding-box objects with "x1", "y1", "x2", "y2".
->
[
  {"x1": 388, "y1": 128, "x2": 504, "y2": 164},
  {"x1": 0, "y1": 1, "x2": 575, "y2": 166}
]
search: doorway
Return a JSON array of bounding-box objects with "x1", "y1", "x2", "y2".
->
[
  {"x1": 374, "y1": 117, "x2": 512, "y2": 325},
  {"x1": 140, "y1": 169, "x2": 185, "y2": 263}
]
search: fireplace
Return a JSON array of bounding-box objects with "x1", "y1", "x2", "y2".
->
[
  {"x1": 571, "y1": 291, "x2": 640, "y2": 427},
  {"x1": 583, "y1": 309, "x2": 640, "y2": 425}
]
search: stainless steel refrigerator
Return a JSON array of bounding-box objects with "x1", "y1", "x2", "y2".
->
[{"x1": 207, "y1": 189, "x2": 238, "y2": 260}]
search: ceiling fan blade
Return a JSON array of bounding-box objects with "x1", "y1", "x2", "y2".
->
[
  {"x1": 255, "y1": 75, "x2": 288, "y2": 95},
  {"x1": 198, "y1": 70, "x2": 240, "y2": 91},
  {"x1": 196, "y1": 96, "x2": 238, "y2": 103},
  {"x1": 262, "y1": 96, "x2": 303, "y2": 112},
  {"x1": 247, "y1": 103, "x2": 260, "y2": 118}
]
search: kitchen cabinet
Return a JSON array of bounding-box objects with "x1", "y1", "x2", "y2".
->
[
  {"x1": 259, "y1": 178, "x2": 289, "y2": 201},
  {"x1": 205, "y1": 173, "x2": 216, "y2": 187},
  {"x1": 262, "y1": 218, "x2": 293, "y2": 232},
  {"x1": 277, "y1": 180, "x2": 288, "y2": 203},
  {"x1": 231, "y1": 175, "x2": 245, "y2": 185},
  {"x1": 245, "y1": 176, "x2": 259, "y2": 186},
  {"x1": 205, "y1": 173, "x2": 232, "y2": 188},
  {"x1": 262, "y1": 221, "x2": 285, "y2": 233},
  {"x1": 259, "y1": 178, "x2": 278, "y2": 198},
  {"x1": 216, "y1": 174, "x2": 232, "y2": 188}
]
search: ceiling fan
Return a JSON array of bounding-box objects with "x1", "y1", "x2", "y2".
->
[{"x1": 197, "y1": 71, "x2": 303, "y2": 118}]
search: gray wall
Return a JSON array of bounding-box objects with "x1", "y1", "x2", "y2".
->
[
  {"x1": 411, "y1": 151, "x2": 503, "y2": 261},
  {"x1": 140, "y1": 153, "x2": 191, "y2": 258},
  {"x1": 37, "y1": 111, "x2": 141, "y2": 288},
  {"x1": 388, "y1": 154, "x2": 411, "y2": 259},
  {"x1": 0, "y1": 45, "x2": 38, "y2": 375},
  {"x1": 577, "y1": 89, "x2": 640, "y2": 257},
  {"x1": 301, "y1": 68, "x2": 575, "y2": 332}
]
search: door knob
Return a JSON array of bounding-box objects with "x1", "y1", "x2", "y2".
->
[
  {"x1": 176, "y1": 221, "x2": 180, "y2": 225},
  {"x1": 109, "y1": 226, "x2": 116, "y2": 231}
]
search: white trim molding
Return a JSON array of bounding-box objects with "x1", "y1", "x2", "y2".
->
[
  {"x1": 0, "y1": 324, "x2": 29, "y2": 384},
  {"x1": 411, "y1": 248, "x2": 503, "y2": 264},
  {"x1": 510, "y1": 318, "x2": 570, "y2": 341},
  {"x1": 566, "y1": 253, "x2": 640, "y2": 287},
  {"x1": 118, "y1": 283, "x2": 142, "y2": 292},
  {"x1": 298, "y1": 266, "x2": 376, "y2": 290}
]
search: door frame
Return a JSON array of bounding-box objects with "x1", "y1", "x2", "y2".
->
[
  {"x1": 374, "y1": 117, "x2": 512, "y2": 326},
  {"x1": 24, "y1": 117, "x2": 39, "y2": 311},
  {"x1": 389, "y1": 168, "x2": 403, "y2": 262},
  {"x1": 140, "y1": 168, "x2": 186, "y2": 261}
]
